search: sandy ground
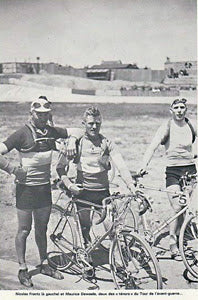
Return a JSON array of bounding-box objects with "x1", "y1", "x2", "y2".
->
[{"x1": 0, "y1": 101, "x2": 197, "y2": 291}]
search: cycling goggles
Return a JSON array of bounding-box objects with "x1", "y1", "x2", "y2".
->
[
  {"x1": 31, "y1": 98, "x2": 52, "y2": 112},
  {"x1": 170, "y1": 98, "x2": 187, "y2": 107}
]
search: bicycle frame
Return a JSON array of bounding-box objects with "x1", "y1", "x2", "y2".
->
[
  {"x1": 50, "y1": 196, "x2": 121, "y2": 271},
  {"x1": 136, "y1": 173, "x2": 197, "y2": 245}
]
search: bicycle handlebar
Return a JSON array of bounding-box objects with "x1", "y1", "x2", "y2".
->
[{"x1": 95, "y1": 193, "x2": 133, "y2": 225}]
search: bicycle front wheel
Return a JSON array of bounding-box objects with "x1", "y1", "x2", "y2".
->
[
  {"x1": 47, "y1": 204, "x2": 77, "y2": 271},
  {"x1": 179, "y1": 214, "x2": 198, "y2": 278},
  {"x1": 109, "y1": 232, "x2": 162, "y2": 289}
]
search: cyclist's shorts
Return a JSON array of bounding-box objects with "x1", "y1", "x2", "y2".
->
[
  {"x1": 75, "y1": 189, "x2": 110, "y2": 208},
  {"x1": 16, "y1": 183, "x2": 52, "y2": 209},
  {"x1": 165, "y1": 164, "x2": 197, "y2": 188}
]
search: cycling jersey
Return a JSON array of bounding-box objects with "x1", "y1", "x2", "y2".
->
[
  {"x1": 75, "y1": 134, "x2": 116, "y2": 191},
  {"x1": 154, "y1": 120, "x2": 195, "y2": 167},
  {"x1": 3, "y1": 125, "x2": 68, "y2": 186}
]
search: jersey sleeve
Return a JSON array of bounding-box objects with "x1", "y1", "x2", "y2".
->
[
  {"x1": 51, "y1": 127, "x2": 68, "y2": 139},
  {"x1": 3, "y1": 127, "x2": 27, "y2": 151}
]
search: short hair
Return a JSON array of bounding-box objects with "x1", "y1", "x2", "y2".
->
[{"x1": 83, "y1": 106, "x2": 101, "y2": 121}]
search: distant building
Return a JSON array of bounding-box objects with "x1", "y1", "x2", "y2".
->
[
  {"x1": 0, "y1": 62, "x2": 87, "y2": 78},
  {"x1": 164, "y1": 57, "x2": 197, "y2": 78},
  {"x1": 0, "y1": 58, "x2": 196, "y2": 87},
  {"x1": 0, "y1": 62, "x2": 36, "y2": 74},
  {"x1": 87, "y1": 60, "x2": 139, "y2": 80}
]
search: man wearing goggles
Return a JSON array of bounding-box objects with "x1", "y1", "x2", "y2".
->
[
  {"x1": 139, "y1": 98, "x2": 197, "y2": 260},
  {"x1": 0, "y1": 96, "x2": 82, "y2": 287}
]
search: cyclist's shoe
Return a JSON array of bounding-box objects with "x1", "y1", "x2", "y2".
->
[
  {"x1": 84, "y1": 266, "x2": 95, "y2": 280},
  {"x1": 40, "y1": 263, "x2": 64, "y2": 280},
  {"x1": 170, "y1": 244, "x2": 182, "y2": 261},
  {"x1": 18, "y1": 269, "x2": 33, "y2": 287}
]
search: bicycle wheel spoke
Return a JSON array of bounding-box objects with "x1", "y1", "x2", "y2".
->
[
  {"x1": 110, "y1": 232, "x2": 162, "y2": 289},
  {"x1": 47, "y1": 205, "x2": 77, "y2": 270},
  {"x1": 180, "y1": 215, "x2": 198, "y2": 278}
]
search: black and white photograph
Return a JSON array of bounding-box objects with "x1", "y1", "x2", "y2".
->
[{"x1": 0, "y1": 0, "x2": 197, "y2": 298}]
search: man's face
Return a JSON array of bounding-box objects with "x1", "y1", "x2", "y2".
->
[
  {"x1": 84, "y1": 115, "x2": 102, "y2": 138},
  {"x1": 31, "y1": 111, "x2": 50, "y2": 129},
  {"x1": 170, "y1": 103, "x2": 187, "y2": 121}
]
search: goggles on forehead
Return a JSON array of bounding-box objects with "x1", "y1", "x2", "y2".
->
[
  {"x1": 32, "y1": 102, "x2": 51, "y2": 109},
  {"x1": 171, "y1": 98, "x2": 187, "y2": 107},
  {"x1": 31, "y1": 100, "x2": 52, "y2": 112}
]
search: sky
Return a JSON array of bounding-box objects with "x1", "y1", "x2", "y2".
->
[{"x1": 0, "y1": 0, "x2": 197, "y2": 69}]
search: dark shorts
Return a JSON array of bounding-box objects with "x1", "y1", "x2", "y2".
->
[
  {"x1": 16, "y1": 183, "x2": 52, "y2": 209},
  {"x1": 76, "y1": 189, "x2": 110, "y2": 208},
  {"x1": 165, "y1": 164, "x2": 197, "y2": 188}
]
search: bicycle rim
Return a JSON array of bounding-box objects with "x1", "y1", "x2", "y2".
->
[
  {"x1": 179, "y1": 214, "x2": 198, "y2": 278},
  {"x1": 109, "y1": 232, "x2": 162, "y2": 289},
  {"x1": 47, "y1": 204, "x2": 77, "y2": 270}
]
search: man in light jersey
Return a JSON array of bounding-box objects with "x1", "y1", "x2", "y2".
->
[
  {"x1": 57, "y1": 106, "x2": 136, "y2": 277},
  {"x1": 140, "y1": 98, "x2": 197, "y2": 259},
  {"x1": 0, "y1": 96, "x2": 82, "y2": 287}
]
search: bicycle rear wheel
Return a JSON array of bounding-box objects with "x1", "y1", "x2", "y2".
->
[
  {"x1": 179, "y1": 214, "x2": 198, "y2": 278},
  {"x1": 47, "y1": 204, "x2": 77, "y2": 271},
  {"x1": 110, "y1": 232, "x2": 162, "y2": 289}
]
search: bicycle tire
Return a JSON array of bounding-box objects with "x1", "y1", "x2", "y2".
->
[
  {"x1": 47, "y1": 204, "x2": 77, "y2": 271},
  {"x1": 109, "y1": 231, "x2": 162, "y2": 289},
  {"x1": 179, "y1": 214, "x2": 198, "y2": 278}
]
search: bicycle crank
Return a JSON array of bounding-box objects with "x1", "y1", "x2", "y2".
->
[{"x1": 76, "y1": 248, "x2": 93, "y2": 271}]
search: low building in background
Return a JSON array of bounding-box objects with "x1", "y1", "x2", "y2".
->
[{"x1": 0, "y1": 58, "x2": 196, "y2": 92}]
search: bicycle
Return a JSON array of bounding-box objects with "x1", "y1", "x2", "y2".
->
[
  {"x1": 130, "y1": 172, "x2": 198, "y2": 279},
  {"x1": 47, "y1": 181, "x2": 163, "y2": 289}
]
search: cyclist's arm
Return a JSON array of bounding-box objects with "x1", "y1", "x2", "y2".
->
[
  {"x1": 141, "y1": 123, "x2": 168, "y2": 170},
  {"x1": 0, "y1": 142, "x2": 22, "y2": 175},
  {"x1": 56, "y1": 154, "x2": 82, "y2": 194},
  {"x1": 66, "y1": 128, "x2": 84, "y2": 139},
  {"x1": 0, "y1": 129, "x2": 28, "y2": 179},
  {"x1": 56, "y1": 151, "x2": 69, "y2": 176},
  {"x1": 110, "y1": 149, "x2": 136, "y2": 193},
  {"x1": 64, "y1": 128, "x2": 84, "y2": 158}
]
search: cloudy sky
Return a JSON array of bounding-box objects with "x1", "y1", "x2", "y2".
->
[{"x1": 0, "y1": 0, "x2": 197, "y2": 69}]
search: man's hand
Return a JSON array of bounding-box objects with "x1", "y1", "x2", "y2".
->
[
  {"x1": 66, "y1": 137, "x2": 77, "y2": 160},
  {"x1": 68, "y1": 183, "x2": 83, "y2": 195},
  {"x1": 13, "y1": 166, "x2": 27, "y2": 182}
]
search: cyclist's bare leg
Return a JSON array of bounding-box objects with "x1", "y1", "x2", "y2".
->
[
  {"x1": 78, "y1": 206, "x2": 91, "y2": 246},
  {"x1": 15, "y1": 208, "x2": 33, "y2": 270},
  {"x1": 166, "y1": 184, "x2": 182, "y2": 252},
  {"x1": 33, "y1": 205, "x2": 51, "y2": 263}
]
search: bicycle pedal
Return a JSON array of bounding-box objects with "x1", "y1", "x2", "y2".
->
[{"x1": 156, "y1": 250, "x2": 166, "y2": 257}]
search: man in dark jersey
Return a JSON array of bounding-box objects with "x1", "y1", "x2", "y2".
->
[{"x1": 0, "y1": 96, "x2": 82, "y2": 287}]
